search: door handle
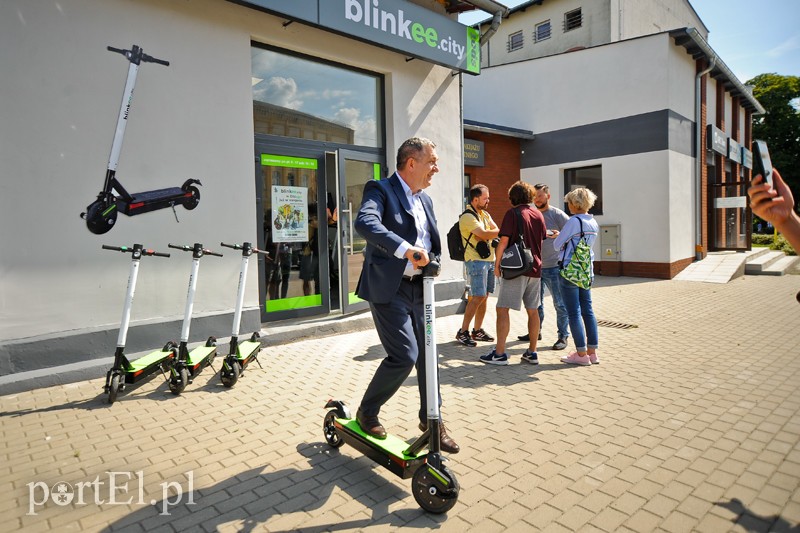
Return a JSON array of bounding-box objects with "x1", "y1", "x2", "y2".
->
[{"x1": 341, "y1": 203, "x2": 353, "y2": 255}]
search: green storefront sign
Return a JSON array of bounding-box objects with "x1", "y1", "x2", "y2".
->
[
  {"x1": 260, "y1": 154, "x2": 318, "y2": 169},
  {"x1": 233, "y1": 0, "x2": 480, "y2": 74}
]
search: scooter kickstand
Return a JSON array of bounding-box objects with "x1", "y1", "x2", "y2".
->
[{"x1": 171, "y1": 202, "x2": 180, "y2": 223}]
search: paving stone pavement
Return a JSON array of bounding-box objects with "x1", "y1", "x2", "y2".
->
[{"x1": 2, "y1": 274, "x2": 800, "y2": 532}]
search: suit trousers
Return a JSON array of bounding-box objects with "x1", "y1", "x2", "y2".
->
[{"x1": 359, "y1": 278, "x2": 442, "y2": 424}]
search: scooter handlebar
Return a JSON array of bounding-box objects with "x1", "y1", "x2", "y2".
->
[
  {"x1": 107, "y1": 45, "x2": 170, "y2": 67},
  {"x1": 102, "y1": 244, "x2": 170, "y2": 258},
  {"x1": 146, "y1": 250, "x2": 171, "y2": 258},
  {"x1": 412, "y1": 252, "x2": 440, "y2": 277},
  {"x1": 220, "y1": 242, "x2": 269, "y2": 256},
  {"x1": 168, "y1": 243, "x2": 223, "y2": 257}
]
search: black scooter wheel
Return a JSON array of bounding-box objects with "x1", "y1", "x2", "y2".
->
[
  {"x1": 108, "y1": 374, "x2": 120, "y2": 404},
  {"x1": 169, "y1": 367, "x2": 189, "y2": 395},
  {"x1": 205, "y1": 336, "x2": 216, "y2": 347},
  {"x1": 183, "y1": 186, "x2": 200, "y2": 210},
  {"x1": 250, "y1": 332, "x2": 260, "y2": 342},
  {"x1": 163, "y1": 341, "x2": 178, "y2": 352},
  {"x1": 411, "y1": 464, "x2": 459, "y2": 514},
  {"x1": 84, "y1": 200, "x2": 117, "y2": 235},
  {"x1": 221, "y1": 359, "x2": 240, "y2": 388},
  {"x1": 323, "y1": 410, "x2": 345, "y2": 448}
]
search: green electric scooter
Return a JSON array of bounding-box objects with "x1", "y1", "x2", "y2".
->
[
  {"x1": 163, "y1": 243, "x2": 223, "y2": 394},
  {"x1": 102, "y1": 244, "x2": 174, "y2": 404},
  {"x1": 323, "y1": 255, "x2": 460, "y2": 513},
  {"x1": 218, "y1": 241, "x2": 269, "y2": 387}
]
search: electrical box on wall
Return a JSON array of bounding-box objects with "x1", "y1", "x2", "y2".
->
[
  {"x1": 600, "y1": 225, "x2": 621, "y2": 261},
  {"x1": 598, "y1": 224, "x2": 621, "y2": 276}
]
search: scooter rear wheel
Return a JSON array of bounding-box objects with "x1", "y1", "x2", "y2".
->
[
  {"x1": 411, "y1": 464, "x2": 459, "y2": 514},
  {"x1": 323, "y1": 410, "x2": 345, "y2": 448},
  {"x1": 169, "y1": 367, "x2": 189, "y2": 395},
  {"x1": 221, "y1": 359, "x2": 240, "y2": 388},
  {"x1": 183, "y1": 186, "x2": 200, "y2": 210},
  {"x1": 108, "y1": 374, "x2": 121, "y2": 404}
]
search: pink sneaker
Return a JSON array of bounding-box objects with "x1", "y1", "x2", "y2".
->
[
  {"x1": 588, "y1": 352, "x2": 599, "y2": 365},
  {"x1": 561, "y1": 352, "x2": 591, "y2": 366}
]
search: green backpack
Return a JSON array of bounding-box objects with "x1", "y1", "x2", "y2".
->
[{"x1": 560, "y1": 218, "x2": 593, "y2": 289}]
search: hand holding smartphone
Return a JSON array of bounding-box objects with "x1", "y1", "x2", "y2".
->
[{"x1": 753, "y1": 139, "x2": 776, "y2": 192}]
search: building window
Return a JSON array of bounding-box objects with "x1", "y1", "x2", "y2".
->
[
  {"x1": 507, "y1": 30, "x2": 524, "y2": 52},
  {"x1": 251, "y1": 44, "x2": 383, "y2": 148},
  {"x1": 564, "y1": 8, "x2": 582, "y2": 32},
  {"x1": 534, "y1": 21, "x2": 551, "y2": 42},
  {"x1": 564, "y1": 165, "x2": 602, "y2": 215}
]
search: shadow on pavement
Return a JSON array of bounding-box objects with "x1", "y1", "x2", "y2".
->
[
  {"x1": 99, "y1": 443, "x2": 445, "y2": 533},
  {"x1": 715, "y1": 498, "x2": 800, "y2": 532}
]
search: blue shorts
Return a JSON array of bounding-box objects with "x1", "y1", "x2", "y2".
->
[{"x1": 465, "y1": 260, "x2": 495, "y2": 297}]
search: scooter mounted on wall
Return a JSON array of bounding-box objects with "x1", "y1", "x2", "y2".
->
[
  {"x1": 102, "y1": 243, "x2": 174, "y2": 404},
  {"x1": 80, "y1": 44, "x2": 201, "y2": 235},
  {"x1": 163, "y1": 243, "x2": 223, "y2": 395},
  {"x1": 218, "y1": 241, "x2": 269, "y2": 387},
  {"x1": 323, "y1": 254, "x2": 460, "y2": 514}
]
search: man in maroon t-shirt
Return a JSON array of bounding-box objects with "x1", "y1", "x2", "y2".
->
[{"x1": 480, "y1": 181, "x2": 546, "y2": 366}]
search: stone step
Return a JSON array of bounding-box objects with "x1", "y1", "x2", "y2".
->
[
  {"x1": 760, "y1": 255, "x2": 800, "y2": 276},
  {"x1": 745, "y1": 250, "x2": 787, "y2": 274}
]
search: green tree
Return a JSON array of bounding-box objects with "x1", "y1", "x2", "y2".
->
[{"x1": 747, "y1": 73, "x2": 800, "y2": 210}]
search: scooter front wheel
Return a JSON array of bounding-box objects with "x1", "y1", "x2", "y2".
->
[
  {"x1": 169, "y1": 367, "x2": 189, "y2": 395},
  {"x1": 221, "y1": 359, "x2": 240, "y2": 388},
  {"x1": 323, "y1": 410, "x2": 345, "y2": 448},
  {"x1": 83, "y1": 199, "x2": 118, "y2": 235},
  {"x1": 108, "y1": 374, "x2": 121, "y2": 404},
  {"x1": 411, "y1": 464, "x2": 459, "y2": 514}
]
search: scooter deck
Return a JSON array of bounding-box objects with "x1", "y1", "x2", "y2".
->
[
  {"x1": 235, "y1": 340, "x2": 260, "y2": 366},
  {"x1": 334, "y1": 417, "x2": 427, "y2": 479},
  {"x1": 120, "y1": 187, "x2": 193, "y2": 215},
  {"x1": 129, "y1": 186, "x2": 184, "y2": 202},
  {"x1": 187, "y1": 345, "x2": 216, "y2": 374},
  {"x1": 124, "y1": 349, "x2": 174, "y2": 383}
]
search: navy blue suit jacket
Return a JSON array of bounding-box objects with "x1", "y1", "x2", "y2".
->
[{"x1": 354, "y1": 173, "x2": 440, "y2": 304}]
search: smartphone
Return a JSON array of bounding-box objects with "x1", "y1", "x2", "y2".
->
[
  {"x1": 546, "y1": 229, "x2": 555, "y2": 237},
  {"x1": 752, "y1": 139, "x2": 774, "y2": 188}
]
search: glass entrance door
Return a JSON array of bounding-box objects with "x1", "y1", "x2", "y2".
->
[
  {"x1": 711, "y1": 181, "x2": 750, "y2": 251},
  {"x1": 335, "y1": 150, "x2": 385, "y2": 314},
  {"x1": 257, "y1": 151, "x2": 329, "y2": 321}
]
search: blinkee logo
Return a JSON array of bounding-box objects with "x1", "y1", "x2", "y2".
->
[{"x1": 344, "y1": 0, "x2": 467, "y2": 61}]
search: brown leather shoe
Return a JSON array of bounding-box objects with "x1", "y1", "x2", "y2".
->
[
  {"x1": 418, "y1": 421, "x2": 460, "y2": 454},
  {"x1": 357, "y1": 409, "x2": 387, "y2": 439}
]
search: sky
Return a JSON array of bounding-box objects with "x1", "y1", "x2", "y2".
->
[{"x1": 459, "y1": 0, "x2": 800, "y2": 85}]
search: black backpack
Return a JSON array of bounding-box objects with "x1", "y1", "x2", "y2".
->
[{"x1": 447, "y1": 209, "x2": 479, "y2": 261}]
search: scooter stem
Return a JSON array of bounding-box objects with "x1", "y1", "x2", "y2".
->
[
  {"x1": 232, "y1": 253, "x2": 250, "y2": 337},
  {"x1": 116, "y1": 246, "x2": 142, "y2": 348},
  {"x1": 423, "y1": 273, "x2": 440, "y2": 425},
  {"x1": 179, "y1": 247, "x2": 203, "y2": 343},
  {"x1": 107, "y1": 61, "x2": 139, "y2": 174}
]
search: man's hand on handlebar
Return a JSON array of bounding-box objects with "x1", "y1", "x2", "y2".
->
[{"x1": 406, "y1": 248, "x2": 429, "y2": 269}]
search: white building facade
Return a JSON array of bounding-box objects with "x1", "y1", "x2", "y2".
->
[
  {"x1": 0, "y1": 0, "x2": 489, "y2": 381},
  {"x1": 464, "y1": 0, "x2": 763, "y2": 278}
]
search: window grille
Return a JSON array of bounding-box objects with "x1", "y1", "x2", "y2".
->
[
  {"x1": 507, "y1": 30, "x2": 524, "y2": 52},
  {"x1": 534, "y1": 20, "x2": 551, "y2": 42},
  {"x1": 564, "y1": 8, "x2": 582, "y2": 32}
]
